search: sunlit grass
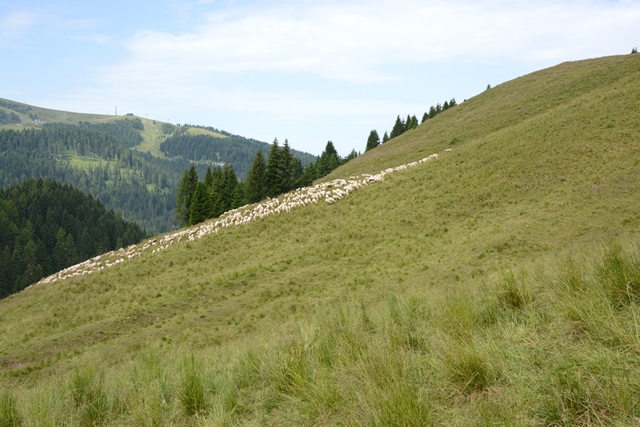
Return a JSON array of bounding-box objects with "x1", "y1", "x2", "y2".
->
[{"x1": 2, "y1": 54, "x2": 640, "y2": 425}]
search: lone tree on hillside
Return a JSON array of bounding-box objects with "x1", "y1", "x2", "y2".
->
[
  {"x1": 632, "y1": 47, "x2": 638, "y2": 54},
  {"x1": 366, "y1": 130, "x2": 380, "y2": 151}
]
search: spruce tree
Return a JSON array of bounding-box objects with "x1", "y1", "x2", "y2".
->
[
  {"x1": 279, "y1": 139, "x2": 294, "y2": 194},
  {"x1": 189, "y1": 182, "x2": 212, "y2": 225},
  {"x1": 290, "y1": 157, "x2": 304, "y2": 189},
  {"x1": 449, "y1": 98, "x2": 457, "y2": 107},
  {"x1": 204, "y1": 166, "x2": 214, "y2": 189},
  {"x1": 390, "y1": 116, "x2": 405, "y2": 139},
  {"x1": 175, "y1": 165, "x2": 198, "y2": 226},
  {"x1": 317, "y1": 141, "x2": 340, "y2": 177},
  {"x1": 343, "y1": 149, "x2": 358, "y2": 163},
  {"x1": 245, "y1": 151, "x2": 267, "y2": 203},
  {"x1": 422, "y1": 112, "x2": 428, "y2": 123},
  {"x1": 221, "y1": 163, "x2": 238, "y2": 212},
  {"x1": 265, "y1": 138, "x2": 281, "y2": 198},
  {"x1": 231, "y1": 181, "x2": 246, "y2": 209},
  {"x1": 365, "y1": 130, "x2": 380, "y2": 151},
  {"x1": 408, "y1": 115, "x2": 418, "y2": 129},
  {"x1": 428, "y1": 106, "x2": 437, "y2": 119},
  {"x1": 382, "y1": 131, "x2": 389, "y2": 143},
  {"x1": 300, "y1": 162, "x2": 317, "y2": 186}
]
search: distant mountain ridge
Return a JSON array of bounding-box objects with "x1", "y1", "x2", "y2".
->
[{"x1": 0, "y1": 98, "x2": 317, "y2": 232}]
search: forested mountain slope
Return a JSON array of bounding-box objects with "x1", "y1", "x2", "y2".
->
[
  {"x1": 0, "y1": 99, "x2": 316, "y2": 233},
  {"x1": 0, "y1": 178, "x2": 147, "y2": 299},
  {"x1": 1, "y1": 54, "x2": 640, "y2": 425},
  {"x1": 0, "y1": 123, "x2": 189, "y2": 233}
]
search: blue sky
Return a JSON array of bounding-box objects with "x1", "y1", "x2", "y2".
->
[{"x1": 1, "y1": 0, "x2": 639, "y2": 155}]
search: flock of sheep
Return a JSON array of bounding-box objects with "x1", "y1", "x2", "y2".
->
[{"x1": 33, "y1": 153, "x2": 441, "y2": 287}]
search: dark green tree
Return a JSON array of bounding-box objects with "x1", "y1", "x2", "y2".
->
[
  {"x1": 382, "y1": 131, "x2": 389, "y2": 143},
  {"x1": 231, "y1": 181, "x2": 246, "y2": 209},
  {"x1": 428, "y1": 106, "x2": 437, "y2": 119},
  {"x1": 407, "y1": 115, "x2": 418, "y2": 130},
  {"x1": 290, "y1": 157, "x2": 305, "y2": 189},
  {"x1": 245, "y1": 151, "x2": 267, "y2": 203},
  {"x1": 316, "y1": 141, "x2": 340, "y2": 177},
  {"x1": 221, "y1": 164, "x2": 238, "y2": 212},
  {"x1": 365, "y1": 130, "x2": 380, "y2": 151},
  {"x1": 279, "y1": 139, "x2": 294, "y2": 194},
  {"x1": 176, "y1": 165, "x2": 199, "y2": 226},
  {"x1": 204, "y1": 166, "x2": 214, "y2": 189},
  {"x1": 390, "y1": 116, "x2": 405, "y2": 139},
  {"x1": 300, "y1": 162, "x2": 317, "y2": 187},
  {"x1": 343, "y1": 149, "x2": 358, "y2": 163},
  {"x1": 265, "y1": 138, "x2": 281, "y2": 198},
  {"x1": 189, "y1": 182, "x2": 213, "y2": 225},
  {"x1": 422, "y1": 112, "x2": 428, "y2": 123}
]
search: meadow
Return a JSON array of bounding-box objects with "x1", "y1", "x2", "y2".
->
[{"x1": 1, "y1": 54, "x2": 640, "y2": 425}]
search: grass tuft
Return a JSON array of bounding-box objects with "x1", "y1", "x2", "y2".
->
[
  {"x1": 0, "y1": 392, "x2": 21, "y2": 427},
  {"x1": 179, "y1": 356, "x2": 208, "y2": 417},
  {"x1": 71, "y1": 368, "x2": 109, "y2": 427},
  {"x1": 598, "y1": 244, "x2": 640, "y2": 307},
  {"x1": 444, "y1": 343, "x2": 497, "y2": 393}
]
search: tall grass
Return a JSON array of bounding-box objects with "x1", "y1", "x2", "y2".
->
[
  {"x1": 4, "y1": 240, "x2": 639, "y2": 424},
  {"x1": 0, "y1": 391, "x2": 21, "y2": 427}
]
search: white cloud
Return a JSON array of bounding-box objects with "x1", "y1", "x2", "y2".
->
[
  {"x1": 104, "y1": 0, "x2": 640, "y2": 85},
  {"x1": 0, "y1": 11, "x2": 37, "y2": 45},
  {"x1": 50, "y1": 0, "x2": 640, "y2": 153}
]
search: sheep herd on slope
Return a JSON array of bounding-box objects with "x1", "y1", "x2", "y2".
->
[{"x1": 32, "y1": 153, "x2": 441, "y2": 287}]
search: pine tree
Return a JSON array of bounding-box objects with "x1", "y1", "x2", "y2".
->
[
  {"x1": 422, "y1": 112, "x2": 428, "y2": 123},
  {"x1": 317, "y1": 141, "x2": 340, "y2": 178},
  {"x1": 365, "y1": 130, "x2": 380, "y2": 151},
  {"x1": 390, "y1": 116, "x2": 405, "y2": 139},
  {"x1": 189, "y1": 182, "x2": 213, "y2": 225},
  {"x1": 449, "y1": 98, "x2": 457, "y2": 107},
  {"x1": 245, "y1": 151, "x2": 267, "y2": 203},
  {"x1": 436, "y1": 103, "x2": 442, "y2": 114},
  {"x1": 290, "y1": 157, "x2": 305, "y2": 189},
  {"x1": 343, "y1": 149, "x2": 358, "y2": 163},
  {"x1": 265, "y1": 139, "x2": 281, "y2": 198},
  {"x1": 443, "y1": 100, "x2": 450, "y2": 111},
  {"x1": 204, "y1": 166, "x2": 214, "y2": 189},
  {"x1": 408, "y1": 115, "x2": 418, "y2": 129},
  {"x1": 231, "y1": 181, "x2": 246, "y2": 209},
  {"x1": 428, "y1": 106, "x2": 437, "y2": 119},
  {"x1": 176, "y1": 165, "x2": 198, "y2": 226},
  {"x1": 300, "y1": 162, "x2": 317, "y2": 187},
  {"x1": 382, "y1": 131, "x2": 389, "y2": 143},
  {"x1": 221, "y1": 164, "x2": 238, "y2": 212},
  {"x1": 279, "y1": 140, "x2": 294, "y2": 194}
]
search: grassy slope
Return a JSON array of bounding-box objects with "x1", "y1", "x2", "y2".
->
[{"x1": 1, "y1": 54, "x2": 640, "y2": 425}]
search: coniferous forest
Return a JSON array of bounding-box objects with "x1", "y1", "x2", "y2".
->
[
  {"x1": 176, "y1": 139, "x2": 358, "y2": 226},
  {"x1": 0, "y1": 124, "x2": 194, "y2": 233},
  {"x1": 0, "y1": 178, "x2": 147, "y2": 299},
  {"x1": 159, "y1": 127, "x2": 316, "y2": 179}
]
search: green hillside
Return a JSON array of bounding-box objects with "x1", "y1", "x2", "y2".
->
[{"x1": 1, "y1": 54, "x2": 640, "y2": 425}]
